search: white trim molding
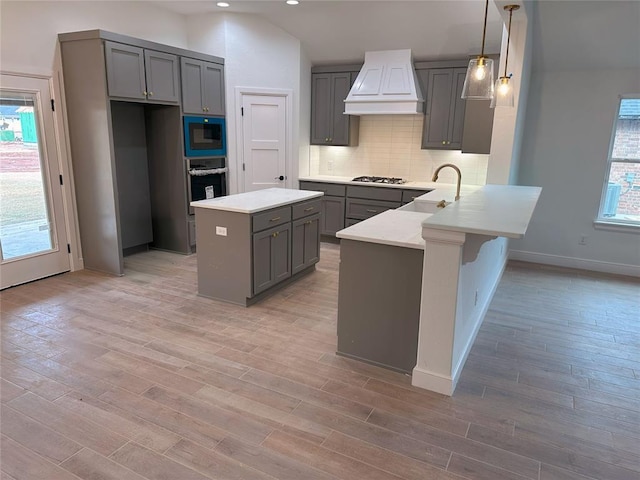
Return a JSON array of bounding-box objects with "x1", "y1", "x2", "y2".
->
[{"x1": 509, "y1": 250, "x2": 640, "y2": 278}]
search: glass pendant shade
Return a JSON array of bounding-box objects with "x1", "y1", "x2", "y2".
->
[
  {"x1": 462, "y1": 56, "x2": 495, "y2": 100},
  {"x1": 491, "y1": 76, "x2": 514, "y2": 107}
]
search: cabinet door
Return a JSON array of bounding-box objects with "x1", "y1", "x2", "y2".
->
[
  {"x1": 272, "y1": 223, "x2": 292, "y2": 284},
  {"x1": 330, "y1": 73, "x2": 352, "y2": 146},
  {"x1": 321, "y1": 196, "x2": 345, "y2": 236},
  {"x1": 311, "y1": 74, "x2": 332, "y2": 144},
  {"x1": 422, "y1": 68, "x2": 453, "y2": 149},
  {"x1": 202, "y1": 62, "x2": 225, "y2": 116},
  {"x1": 252, "y1": 224, "x2": 291, "y2": 295},
  {"x1": 105, "y1": 42, "x2": 146, "y2": 100},
  {"x1": 292, "y1": 214, "x2": 320, "y2": 275},
  {"x1": 181, "y1": 57, "x2": 205, "y2": 114},
  {"x1": 144, "y1": 50, "x2": 180, "y2": 104},
  {"x1": 253, "y1": 228, "x2": 274, "y2": 294},
  {"x1": 448, "y1": 68, "x2": 467, "y2": 150}
]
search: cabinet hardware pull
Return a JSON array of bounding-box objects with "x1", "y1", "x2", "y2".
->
[
  {"x1": 143, "y1": 91, "x2": 148, "y2": 96},
  {"x1": 272, "y1": 232, "x2": 277, "y2": 237},
  {"x1": 304, "y1": 207, "x2": 314, "y2": 212},
  {"x1": 270, "y1": 217, "x2": 281, "y2": 222},
  {"x1": 366, "y1": 209, "x2": 377, "y2": 213},
  {"x1": 149, "y1": 92, "x2": 153, "y2": 96},
  {"x1": 306, "y1": 220, "x2": 312, "y2": 225},
  {"x1": 325, "y1": 137, "x2": 329, "y2": 142},
  {"x1": 447, "y1": 141, "x2": 451, "y2": 145},
  {"x1": 442, "y1": 140, "x2": 446, "y2": 145}
]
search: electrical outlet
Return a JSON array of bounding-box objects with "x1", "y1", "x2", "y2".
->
[
  {"x1": 579, "y1": 235, "x2": 588, "y2": 245},
  {"x1": 216, "y1": 226, "x2": 227, "y2": 236}
]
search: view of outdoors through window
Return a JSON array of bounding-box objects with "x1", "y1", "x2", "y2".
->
[
  {"x1": 0, "y1": 97, "x2": 54, "y2": 260},
  {"x1": 601, "y1": 97, "x2": 640, "y2": 224}
]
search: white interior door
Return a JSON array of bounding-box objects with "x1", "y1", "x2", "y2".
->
[
  {"x1": 0, "y1": 74, "x2": 70, "y2": 289},
  {"x1": 241, "y1": 93, "x2": 287, "y2": 192}
]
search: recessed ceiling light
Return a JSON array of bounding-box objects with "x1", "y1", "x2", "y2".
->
[
  {"x1": 286, "y1": 0, "x2": 299, "y2": 5},
  {"x1": 217, "y1": 2, "x2": 230, "y2": 7}
]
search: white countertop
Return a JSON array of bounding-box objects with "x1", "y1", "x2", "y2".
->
[
  {"x1": 336, "y1": 210, "x2": 432, "y2": 250},
  {"x1": 422, "y1": 184, "x2": 542, "y2": 238},
  {"x1": 190, "y1": 188, "x2": 323, "y2": 214}
]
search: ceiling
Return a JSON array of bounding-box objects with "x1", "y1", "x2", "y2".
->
[{"x1": 151, "y1": 0, "x2": 505, "y2": 65}]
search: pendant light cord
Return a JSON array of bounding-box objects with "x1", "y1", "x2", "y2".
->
[
  {"x1": 503, "y1": 6, "x2": 514, "y2": 78},
  {"x1": 480, "y1": 0, "x2": 489, "y2": 57}
]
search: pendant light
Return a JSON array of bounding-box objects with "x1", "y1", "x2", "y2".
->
[
  {"x1": 491, "y1": 4, "x2": 520, "y2": 108},
  {"x1": 461, "y1": 0, "x2": 495, "y2": 100}
]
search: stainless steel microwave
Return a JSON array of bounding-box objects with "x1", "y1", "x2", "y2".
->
[{"x1": 183, "y1": 116, "x2": 226, "y2": 157}]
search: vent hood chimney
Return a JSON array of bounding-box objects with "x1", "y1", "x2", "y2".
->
[{"x1": 344, "y1": 49, "x2": 423, "y2": 115}]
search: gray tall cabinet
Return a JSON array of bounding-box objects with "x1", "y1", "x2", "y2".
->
[{"x1": 59, "y1": 30, "x2": 224, "y2": 275}]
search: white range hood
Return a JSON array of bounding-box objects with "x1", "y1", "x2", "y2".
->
[{"x1": 344, "y1": 49, "x2": 424, "y2": 115}]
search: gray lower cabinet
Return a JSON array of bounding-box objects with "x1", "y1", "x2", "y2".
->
[
  {"x1": 300, "y1": 181, "x2": 432, "y2": 236},
  {"x1": 292, "y1": 213, "x2": 321, "y2": 274},
  {"x1": 299, "y1": 181, "x2": 346, "y2": 235},
  {"x1": 253, "y1": 223, "x2": 292, "y2": 295},
  {"x1": 105, "y1": 41, "x2": 179, "y2": 104},
  {"x1": 181, "y1": 57, "x2": 225, "y2": 115}
]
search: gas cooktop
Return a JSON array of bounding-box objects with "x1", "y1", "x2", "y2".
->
[{"x1": 352, "y1": 176, "x2": 406, "y2": 185}]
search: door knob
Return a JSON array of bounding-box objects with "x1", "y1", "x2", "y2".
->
[{"x1": 275, "y1": 175, "x2": 285, "y2": 181}]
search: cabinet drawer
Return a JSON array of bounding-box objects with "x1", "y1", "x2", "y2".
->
[
  {"x1": 347, "y1": 185, "x2": 402, "y2": 202},
  {"x1": 402, "y1": 189, "x2": 433, "y2": 203},
  {"x1": 346, "y1": 218, "x2": 362, "y2": 227},
  {"x1": 252, "y1": 206, "x2": 291, "y2": 232},
  {"x1": 300, "y1": 181, "x2": 346, "y2": 197},
  {"x1": 346, "y1": 198, "x2": 401, "y2": 220},
  {"x1": 292, "y1": 198, "x2": 322, "y2": 220}
]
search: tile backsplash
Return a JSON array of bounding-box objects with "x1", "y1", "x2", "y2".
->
[{"x1": 309, "y1": 115, "x2": 489, "y2": 185}]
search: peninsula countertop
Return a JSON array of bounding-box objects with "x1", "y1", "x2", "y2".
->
[
  {"x1": 190, "y1": 188, "x2": 323, "y2": 214},
  {"x1": 422, "y1": 185, "x2": 542, "y2": 238},
  {"x1": 336, "y1": 210, "x2": 433, "y2": 250}
]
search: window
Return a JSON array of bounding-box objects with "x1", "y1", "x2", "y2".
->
[{"x1": 596, "y1": 96, "x2": 640, "y2": 229}]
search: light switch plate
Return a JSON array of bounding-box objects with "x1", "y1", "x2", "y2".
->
[{"x1": 216, "y1": 226, "x2": 227, "y2": 236}]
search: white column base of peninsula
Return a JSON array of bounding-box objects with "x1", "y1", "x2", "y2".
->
[{"x1": 412, "y1": 185, "x2": 541, "y2": 395}]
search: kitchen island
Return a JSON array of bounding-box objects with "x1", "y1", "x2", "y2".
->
[
  {"x1": 336, "y1": 184, "x2": 541, "y2": 395},
  {"x1": 191, "y1": 188, "x2": 323, "y2": 306}
]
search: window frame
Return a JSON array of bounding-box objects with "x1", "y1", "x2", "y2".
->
[{"x1": 595, "y1": 94, "x2": 640, "y2": 232}]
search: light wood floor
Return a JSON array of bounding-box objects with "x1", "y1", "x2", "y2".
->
[{"x1": 1, "y1": 243, "x2": 639, "y2": 480}]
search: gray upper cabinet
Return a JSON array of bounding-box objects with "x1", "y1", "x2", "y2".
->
[
  {"x1": 311, "y1": 72, "x2": 359, "y2": 146},
  {"x1": 105, "y1": 41, "x2": 179, "y2": 104},
  {"x1": 420, "y1": 67, "x2": 467, "y2": 150},
  {"x1": 144, "y1": 50, "x2": 180, "y2": 103},
  {"x1": 181, "y1": 57, "x2": 225, "y2": 116}
]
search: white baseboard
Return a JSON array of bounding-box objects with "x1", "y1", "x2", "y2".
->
[
  {"x1": 411, "y1": 367, "x2": 455, "y2": 396},
  {"x1": 509, "y1": 250, "x2": 640, "y2": 278}
]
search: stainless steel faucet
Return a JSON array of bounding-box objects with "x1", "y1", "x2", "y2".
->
[{"x1": 432, "y1": 163, "x2": 462, "y2": 201}]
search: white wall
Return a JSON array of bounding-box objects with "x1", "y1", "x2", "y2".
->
[
  {"x1": 0, "y1": 1, "x2": 188, "y2": 73},
  {"x1": 511, "y1": 68, "x2": 640, "y2": 275},
  {"x1": 187, "y1": 13, "x2": 305, "y2": 194}
]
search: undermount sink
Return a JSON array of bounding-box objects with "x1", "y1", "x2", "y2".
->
[{"x1": 398, "y1": 200, "x2": 450, "y2": 214}]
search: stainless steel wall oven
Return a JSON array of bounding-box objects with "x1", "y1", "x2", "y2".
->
[{"x1": 187, "y1": 157, "x2": 227, "y2": 214}]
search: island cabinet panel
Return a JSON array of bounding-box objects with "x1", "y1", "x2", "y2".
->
[
  {"x1": 105, "y1": 42, "x2": 179, "y2": 104},
  {"x1": 181, "y1": 58, "x2": 225, "y2": 115},
  {"x1": 337, "y1": 239, "x2": 423, "y2": 374},
  {"x1": 292, "y1": 213, "x2": 321, "y2": 275},
  {"x1": 252, "y1": 223, "x2": 292, "y2": 295}
]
